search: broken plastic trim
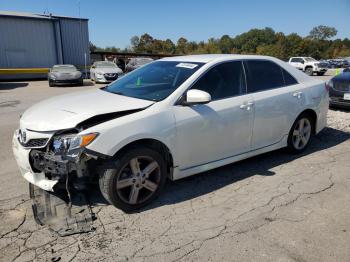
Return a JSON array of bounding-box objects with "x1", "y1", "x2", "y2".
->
[
  {"x1": 76, "y1": 106, "x2": 151, "y2": 130},
  {"x1": 29, "y1": 183, "x2": 96, "y2": 236}
]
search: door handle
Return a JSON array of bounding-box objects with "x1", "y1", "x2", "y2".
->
[
  {"x1": 240, "y1": 101, "x2": 254, "y2": 110},
  {"x1": 293, "y1": 92, "x2": 302, "y2": 98}
]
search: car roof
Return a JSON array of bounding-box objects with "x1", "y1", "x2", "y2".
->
[{"x1": 160, "y1": 54, "x2": 276, "y2": 63}]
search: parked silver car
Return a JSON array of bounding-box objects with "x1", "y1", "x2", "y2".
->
[{"x1": 48, "y1": 65, "x2": 83, "y2": 87}]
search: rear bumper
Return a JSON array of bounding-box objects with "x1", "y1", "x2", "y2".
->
[
  {"x1": 330, "y1": 97, "x2": 350, "y2": 107},
  {"x1": 12, "y1": 133, "x2": 58, "y2": 191},
  {"x1": 329, "y1": 87, "x2": 350, "y2": 107}
]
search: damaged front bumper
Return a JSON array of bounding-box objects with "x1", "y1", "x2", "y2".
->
[
  {"x1": 12, "y1": 134, "x2": 59, "y2": 191},
  {"x1": 12, "y1": 131, "x2": 101, "y2": 192},
  {"x1": 13, "y1": 132, "x2": 99, "y2": 235}
]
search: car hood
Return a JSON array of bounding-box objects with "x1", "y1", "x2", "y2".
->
[
  {"x1": 94, "y1": 67, "x2": 123, "y2": 74},
  {"x1": 20, "y1": 89, "x2": 154, "y2": 131},
  {"x1": 332, "y1": 72, "x2": 350, "y2": 82},
  {"x1": 50, "y1": 71, "x2": 81, "y2": 80}
]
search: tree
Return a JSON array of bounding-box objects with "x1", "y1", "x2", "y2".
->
[
  {"x1": 163, "y1": 39, "x2": 176, "y2": 54},
  {"x1": 130, "y1": 36, "x2": 140, "y2": 52},
  {"x1": 219, "y1": 35, "x2": 233, "y2": 53},
  {"x1": 308, "y1": 25, "x2": 337, "y2": 40},
  {"x1": 124, "y1": 25, "x2": 348, "y2": 59},
  {"x1": 176, "y1": 37, "x2": 188, "y2": 54},
  {"x1": 89, "y1": 42, "x2": 97, "y2": 52}
]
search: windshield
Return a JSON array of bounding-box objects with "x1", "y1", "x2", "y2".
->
[
  {"x1": 305, "y1": 57, "x2": 317, "y2": 62},
  {"x1": 52, "y1": 65, "x2": 77, "y2": 72},
  {"x1": 95, "y1": 61, "x2": 117, "y2": 68},
  {"x1": 104, "y1": 61, "x2": 204, "y2": 101}
]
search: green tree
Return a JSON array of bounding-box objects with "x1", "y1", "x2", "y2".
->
[
  {"x1": 219, "y1": 35, "x2": 233, "y2": 53},
  {"x1": 176, "y1": 37, "x2": 188, "y2": 54},
  {"x1": 308, "y1": 25, "x2": 337, "y2": 40}
]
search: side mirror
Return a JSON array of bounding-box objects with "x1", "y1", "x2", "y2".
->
[{"x1": 183, "y1": 89, "x2": 211, "y2": 105}]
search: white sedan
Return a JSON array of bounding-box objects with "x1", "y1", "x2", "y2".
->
[
  {"x1": 90, "y1": 61, "x2": 123, "y2": 83},
  {"x1": 13, "y1": 54, "x2": 328, "y2": 211}
]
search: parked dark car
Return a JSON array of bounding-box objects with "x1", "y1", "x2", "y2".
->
[
  {"x1": 328, "y1": 70, "x2": 350, "y2": 108},
  {"x1": 48, "y1": 65, "x2": 83, "y2": 87}
]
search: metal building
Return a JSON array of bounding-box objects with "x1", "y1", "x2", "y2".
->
[{"x1": 0, "y1": 11, "x2": 90, "y2": 79}]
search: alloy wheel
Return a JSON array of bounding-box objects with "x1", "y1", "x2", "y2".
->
[
  {"x1": 292, "y1": 118, "x2": 311, "y2": 150},
  {"x1": 116, "y1": 156, "x2": 161, "y2": 205}
]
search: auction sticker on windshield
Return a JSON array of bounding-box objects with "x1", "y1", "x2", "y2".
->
[
  {"x1": 176, "y1": 63, "x2": 199, "y2": 69},
  {"x1": 344, "y1": 93, "x2": 350, "y2": 100}
]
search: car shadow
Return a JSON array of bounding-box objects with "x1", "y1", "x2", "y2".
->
[
  {"x1": 329, "y1": 106, "x2": 350, "y2": 113},
  {"x1": 0, "y1": 82, "x2": 28, "y2": 90},
  {"x1": 85, "y1": 126, "x2": 350, "y2": 212}
]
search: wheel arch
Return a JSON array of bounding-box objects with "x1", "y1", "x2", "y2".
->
[
  {"x1": 304, "y1": 65, "x2": 314, "y2": 70},
  {"x1": 112, "y1": 138, "x2": 175, "y2": 178},
  {"x1": 296, "y1": 108, "x2": 318, "y2": 134}
]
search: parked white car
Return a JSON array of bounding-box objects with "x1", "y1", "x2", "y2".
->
[
  {"x1": 90, "y1": 61, "x2": 123, "y2": 83},
  {"x1": 289, "y1": 57, "x2": 328, "y2": 76},
  {"x1": 13, "y1": 54, "x2": 328, "y2": 211}
]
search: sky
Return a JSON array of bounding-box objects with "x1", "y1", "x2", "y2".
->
[{"x1": 1, "y1": 0, "x2": 349, "y2": 48}]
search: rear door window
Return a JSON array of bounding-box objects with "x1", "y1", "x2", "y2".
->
[
  {"x1": 244, "y1": 60, "x2": 285, "y2": 93},
  {"x1": 282, "y1": 69, "x2": 298, "y2": 86}
]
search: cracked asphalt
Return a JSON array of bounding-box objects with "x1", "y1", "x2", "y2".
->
[{"x1": 0, "y1": 76, "x2": 349, "y2": 262}]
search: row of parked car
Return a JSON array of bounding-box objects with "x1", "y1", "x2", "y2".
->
[
  {"x1": 47, "y1": 57, "x2": 154, "y2": 86},
  {"x1": 288, "y1": 56, "x2": 350, "y2": 76},
  {"x1": 322, "y1": 58, "x2": 350, "y2": 69}
]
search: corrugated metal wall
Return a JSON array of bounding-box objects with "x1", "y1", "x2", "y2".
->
[
  {"x1": 59, "y1": 18, "x2": 90, "y2": 67},
  {"x1": 0, "y1": 14, "x2": 90, "y2": 79},
  {"x1": 0, "y1": 16, "x2": 58, "y2": 68}
]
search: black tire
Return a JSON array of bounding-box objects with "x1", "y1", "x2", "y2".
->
[
  {"x1": 99, "y1": 147, "x2": 167, "y2": 212},
  {"x1": 48, "y1": 80, "x2": 54, "y2": 87},
  {"x1": 287, "y1": 113, "x2": 313, "y2": 154},
  {"x1": 305, "y1": 67, "x2": 313, "y2": 76},
  {"x1": 79, "y1": 79, "x2": 84, "y2": 86}
]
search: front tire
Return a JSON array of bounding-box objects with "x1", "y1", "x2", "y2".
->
[
  {"x1": 99, "y1": 147, "x2": 167, "y2": 212},
  {"x1": 305, "y1": 67, "x2": 313, "y2": 76},
  {"x1": 48, "y1": 80, "x2": 54, "y2": 87},
  {"x1": 287, "y1": 114, "x2": 313, "y2": 154}
]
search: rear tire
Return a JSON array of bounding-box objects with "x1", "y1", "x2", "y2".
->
[
  {"x1": 305, "y1": 67, "x2": 313, "y2": 76},
  {"x1": 287, "y1": 113, "x2": 313, "y2": 154},
  {"x1": 99, "y1": 147, "x2": 167, "y2": 212}
]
